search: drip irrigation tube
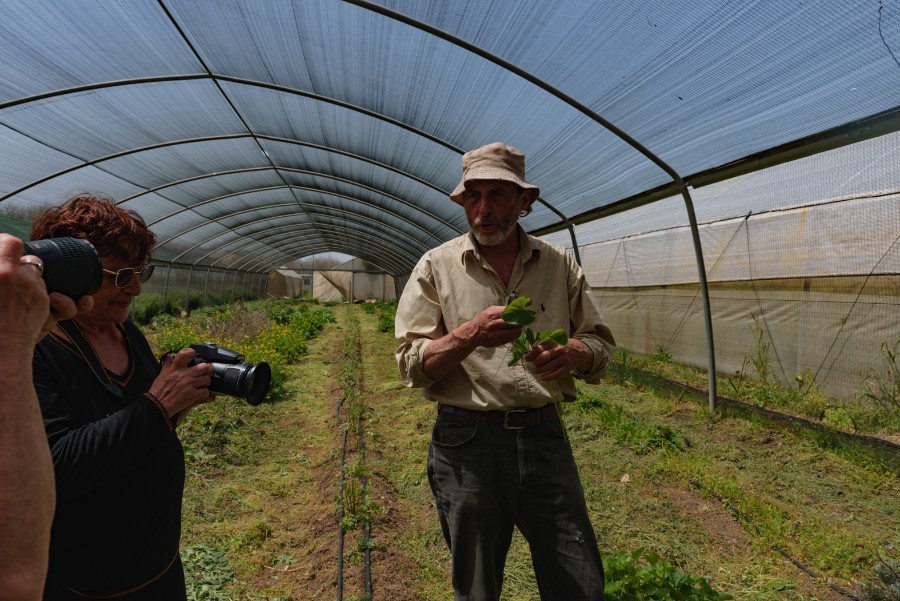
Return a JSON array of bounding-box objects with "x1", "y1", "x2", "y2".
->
[
  {"x1": 688, "y1": 478, "x2": 864, "y2": 601},
  {"x1": 337, "y1": 427, "x2": 347, "y2": 601},
  {"x1": 610, "y1": 362, "x2": 900, "y2": 472},
  {"x1": 335, "y1": 311, "x2": 373, "y2": 600}
]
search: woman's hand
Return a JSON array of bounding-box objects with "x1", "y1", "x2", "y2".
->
[
  {"x1": 147, "y1": 348, "x2": 214, "y2": 417},
  {"x1": 0, "y1": 235, "x2": 51, "y2": 355}
]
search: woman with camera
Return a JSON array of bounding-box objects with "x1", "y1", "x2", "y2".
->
[{"x1": 30, "y1": 194, "x2": 214, "y2": 600}]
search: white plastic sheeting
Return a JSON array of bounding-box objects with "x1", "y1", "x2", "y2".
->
[
  {"x1": 313, "y1": 258, "x2": 396, "y2": 302},
  {"x1": 542, "y1": 132, "x2": 900, "y2": 400},
  {"x1": 2, "y1": 0, "x2": 899, "y2": 401},
  {"x1": 2, "y1": 0, "x2": 899, "y2": 274}
]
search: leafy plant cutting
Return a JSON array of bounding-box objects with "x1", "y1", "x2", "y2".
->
[{"x1": 501, "y1": 296, "x2": 568, "y2": 367}]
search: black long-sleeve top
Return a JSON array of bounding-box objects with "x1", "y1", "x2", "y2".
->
[{"x1": 33, "y1": 319, "x2": 185, "y2": 598}]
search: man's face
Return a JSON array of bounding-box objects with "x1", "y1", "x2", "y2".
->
[{"x1": 462, "y1": 180, "x2": 531, "y2": 247}]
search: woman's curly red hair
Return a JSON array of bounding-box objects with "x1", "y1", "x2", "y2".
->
[{"x1": 30, "y1": 193, "x2": 156, "y2": 264}]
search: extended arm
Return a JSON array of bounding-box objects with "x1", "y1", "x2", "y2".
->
[
  {"x1": 421, "y1": 305, "x2": 522, "y2": 381},
  {"x1": 0, "y1": 235, "x2": 55, "y2": 601}
]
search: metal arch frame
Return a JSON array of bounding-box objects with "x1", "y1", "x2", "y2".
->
[
  {"x1": 0, "y1": 3, "x2": 711, "y2": 401},
  {"x1": 235, "y1": 223, "x2": 416, "y2": 273},
  {"x1": 151, "y1": 201, "x2": 311, "y2": 248},
  {"x1": 166, "y1": 213, "x2": 416, "y2": 273},
  {"x1": 344, "y1": 0, "x2": 718, "y2": 408},
  {"x1": 0, "y1": 127, "x2": 463, "y2": 269},
  {"x1": 202, "y1": 73, "x2": 579, "y2": 243},
  {"x1": 118, "y1": 163, "x2": 464, "y2": 236},
  {"x1": 241, "y1": 237, "x2": 401, "y2": 274},
  {"x1": 160, "y1": 213, "x2": 325, "y2": 265},
  {"x1": 0, "y1": 72, "x2": 578, "y2": 248},
  {"x1": 166, "y1": 231, "x2": 404, "y2": 278},
  {"x1": 253, "y1": 242, "x2": 395, "y2": 273},
  {"x1": 150, "y1": 195, "x2": 433, "y2": 266},
  {"x1": 1, "y1": 131, "x2": 461, "y2": 236},
  {"x1": 0, "y1": 82, "x2": 474, "y2": 273},
  {"x1": 172, "y1": 206, "x2": 432, "y2": 269},
  {"x1": 226, "y1": 225, "x2": 412, "y2": 274},
  {"x1": 163, "y1": 214, "x2": 416, "y2": 274},
  {"x1": 146, "y1": 184, "x2": 446, "y2": 248},
  {"x1": 211, "y1": 230, "x2": 342, "y2": 269}
]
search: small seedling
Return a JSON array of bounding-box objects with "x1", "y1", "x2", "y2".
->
[{"x1": 501, "y1": 296, "x2": 568, "y2": 367}]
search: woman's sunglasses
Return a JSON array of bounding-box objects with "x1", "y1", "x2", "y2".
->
[{"x1": 102, "y1": 264, "x2": 155, "y2": 288}]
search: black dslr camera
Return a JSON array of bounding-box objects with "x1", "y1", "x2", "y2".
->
[
  {"x1": 188, "y1": 343, "x2": 271, "y2": 406},
  {"x1": 23, "y1": 237, "x2": 103, "y2": 298}
]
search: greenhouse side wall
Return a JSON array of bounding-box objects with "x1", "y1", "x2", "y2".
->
[
  {"x1": 133, "y1": 264, "x2": 268, "y2": 320},
  {"x1": 584, "y1": 194, "x2": 900, "y2": 403},
  {"x1": 597, "y1": 281, "x2": 898, "y2": 401}
]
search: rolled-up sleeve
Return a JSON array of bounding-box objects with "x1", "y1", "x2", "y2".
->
[
  {"x1": 395, "y1": 258, "x2": 443, "y2": 388},
  {"x1": 568, "y1": 258, "x2": 617, "y2": 383}
]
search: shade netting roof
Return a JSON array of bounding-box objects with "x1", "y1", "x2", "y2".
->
[{"x1": 2, "y1": 0, "x2": 899, "y2": 275}]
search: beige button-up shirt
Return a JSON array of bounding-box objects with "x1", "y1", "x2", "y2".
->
[{"x1": 395, "y1": 227, "x2": 616, "y2": 411}]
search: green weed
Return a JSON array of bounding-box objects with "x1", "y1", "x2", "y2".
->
[
  {"x1": 182, "y1": 544, "x2": 236, "y2": 601},
  {"x1": 577, "y1": 391, "x2": 687, "y2": 453},
  {"x1": 864, "y1": 340, "x2": 900, "y2": 411},
  {"x1": 746, "y1": 314, "x2": 771, "y2": 384},
  {"x1": 603, "y1": 549, "x2": 732, "y2": 600}
]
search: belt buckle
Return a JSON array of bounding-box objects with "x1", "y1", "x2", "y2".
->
[{"x1": 503, "y1": 408, "x2": 527, "y2": 430}]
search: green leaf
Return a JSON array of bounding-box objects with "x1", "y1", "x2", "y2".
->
[
  {"x1": 536, "y1": 329, "x2": 568, "y2": 346},
  {"x1": 502, "y1": 296, "x2": 537, "y2": 326},
  {"x1": 508, "y1": 336, "x2": 530, "y2": 366}
]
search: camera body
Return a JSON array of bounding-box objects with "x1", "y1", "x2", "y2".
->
[
  {"x1": 23, "y1": 237, "x2": 103, "y2": 298},
  {"x1": 188, "y1": 343, "x2": 271, "y2": 406}
]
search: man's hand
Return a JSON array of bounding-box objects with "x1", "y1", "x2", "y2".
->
[
  {"x1": 452, "y1": 305, "x2": 523, "y2": 349},
  {"x1": 524, "y1": 337, "x2": 594, "y2": 381},
  {"x1": 421, "y1": 306, "x2": 522, "y2": 380}
]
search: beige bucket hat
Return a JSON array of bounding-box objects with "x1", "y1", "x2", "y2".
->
[{"x1": 449, "y1": 142, "x2": 540, "y2": 204}]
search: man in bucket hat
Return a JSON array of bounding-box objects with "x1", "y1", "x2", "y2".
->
[{"x1": 396, "y1": 142, "x2": 616, "y2": 600}]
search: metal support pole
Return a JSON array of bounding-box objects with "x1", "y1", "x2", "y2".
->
[
  {"x1": 185, "y1": 266, "x2": 194, "y2": 314},
  {"x1": 680, "y1": 188, "x2": 717, "y2": 411},
  {"x1": 347, "y1": 0, "x2": 718, "y2": 409},
  {"x1": 203, "y1": 266, "x2": 211, "y2": 307},
  {"x1": 162, "y1": 263, "x2": 172, "y2": 311}
]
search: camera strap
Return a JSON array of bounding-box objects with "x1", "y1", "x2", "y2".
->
[{"x1": 57, "y1": 319, "x2": 124, "y2": 400}]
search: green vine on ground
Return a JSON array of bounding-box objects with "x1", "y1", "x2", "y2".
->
[
  {"x1": 603, "y1": 549, "x2": 732, "y2": 600},
  {"x1": 501, "y1": 296, "x2": 568, "y2": 367}
]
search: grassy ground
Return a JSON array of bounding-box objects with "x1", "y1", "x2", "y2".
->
[{"x1": 162, "y1": 302, "x2": 898, "y2": 600}]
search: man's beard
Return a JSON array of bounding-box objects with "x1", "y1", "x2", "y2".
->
[{"x1": 471, "y1": 217, "x2": 516, "y2": 246}]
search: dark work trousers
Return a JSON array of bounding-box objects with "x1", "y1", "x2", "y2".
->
[
  {"x1": 44, "y1": 555, "x2": 187, "y2": 601},
  {"x1": 427, "y1": 410, "x2": 605, "y2": 601}
]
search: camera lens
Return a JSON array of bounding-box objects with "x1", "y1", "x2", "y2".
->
[
  {"x1": 208, "y1": 360, "x2": 271, "y2": 406},
  {"x1": 242, "y1": 362, "x2": 271, "y2": 406},
  {"x1": 22, "y1": 237, "x2": 103, "y2": 298}
]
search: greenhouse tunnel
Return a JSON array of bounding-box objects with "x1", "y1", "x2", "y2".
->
[{"x1": 1, "y1": 0, "x2": 899, "y2": 405}]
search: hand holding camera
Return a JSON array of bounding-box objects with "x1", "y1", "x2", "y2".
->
[
  {"x1": 22, "y1": 237, "x2": 103, "y2": 299},
  {"x1": 1, "y1": 235, "x2": 93, "y2": 352},
  {"x1": 150, "y1": 343, "x2": 271, "y2": 418},
  {"x1": 187, "y1": 343, "x2": 271, "y2": 406},
  {"x1": 0, "y1": 234, "x2": 52, "y2": 355},
  {"x1": 148, "y1": 348, "x2": 216, "y2": 418}
]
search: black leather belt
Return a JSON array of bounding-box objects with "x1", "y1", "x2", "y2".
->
[{"x1": 438, "y1": 403, "x2": 560, "y2": 430}]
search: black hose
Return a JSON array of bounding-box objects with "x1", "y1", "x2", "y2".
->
[{"x1": 688, "y1": 478, "x2": 864, "y2": 600}]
